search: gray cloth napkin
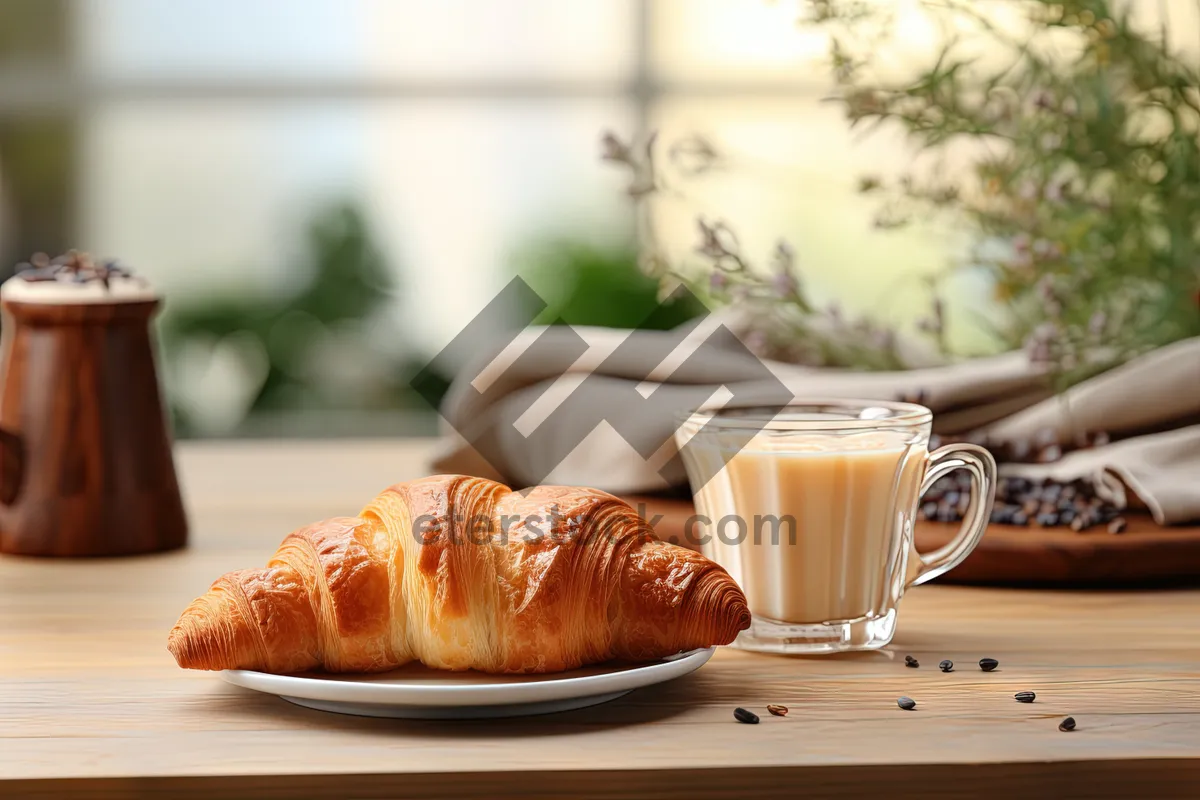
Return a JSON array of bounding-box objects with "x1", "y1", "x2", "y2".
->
[{"x1": 432, "y1": 323, "x2": 1200, "y2": 525}]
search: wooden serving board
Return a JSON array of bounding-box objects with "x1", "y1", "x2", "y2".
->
[{"x1": 623, "y1": 496, "x2": 1200, "y2": 586}]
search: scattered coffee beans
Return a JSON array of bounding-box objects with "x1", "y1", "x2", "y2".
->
[
  {"x1": 897, "y1": 697, "x2": 917, "y2": 710},
  {"x1": 979, "y1": 658, "x2": 999, "y2": 672},
  {"x1": 939, "y1": 659, "x2": 953, "y2": 672},
  {"x1": 1015, "y1": 691, "x2": 1036, "y2": 703},
  {"x1": 916, "y1": 441, "x2": 1121, "y2": 531},
  {"x1": 734, "y1": 707, "x2": 760, "y2": 724},
  {"x1": 905, "y1": 655, "x2": 919, "y2": 668},
  {"x1": 1058, "y1": 716, "x2": 1076, "y2": 732},
  {"x1": 766, "y1": 704, "x2": 789, "y2": 717}
]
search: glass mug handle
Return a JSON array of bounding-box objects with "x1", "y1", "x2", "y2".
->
[{"x1": 909, "y1": 443, "x2": 997, "y2": 586}]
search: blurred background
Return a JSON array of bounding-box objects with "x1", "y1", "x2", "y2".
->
[{"x1": 0, "y1": 0, "x2": 1196, "y2": 438}]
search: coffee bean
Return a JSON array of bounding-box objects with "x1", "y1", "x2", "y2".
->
[
  {"x1": 897, "y1": 696, "x2": 916, "y2": 710},
  {"x1": 939, "y1": 659, "x2": 953, "y2": 672},
  {"x1": 979, "y1": 658, "x2": 999, "y2": 672},
  {"x1": 905, "y1": 655, "x2": 919, "y2": 668},
  {"x1": 1058, "y1": 716, "x2": 1076, "y2": 732},
  {"x1": 920, "y1": 471, "x2": 1116, "y2": 530},
  {"x1": 734, "y1": 707, "x2": 760, "y2": 724},
  {"x1": 1015, "y1": 691, "x2": 1036, "y2": 703},
  {"x1": 766, "y1": 704, "x2": 788, "y2": 717}
]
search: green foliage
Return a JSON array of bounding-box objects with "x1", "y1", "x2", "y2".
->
[
  {"x1": 160, "y1": 204, "x2": 416, "y2": 434},
  {"x1": 811, "y1": 0, "x2": 1200, "y2": 384},
  {"x1": 288, "y1": 204, "x2": 394, "y2": 325},
  {"x1": 517, "y1": 240, "x2": 705, "y2": 330}
]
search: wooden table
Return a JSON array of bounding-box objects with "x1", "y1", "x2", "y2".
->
[{"x1": 3, "y1": 440, "x2": 1200, "y2": 798}]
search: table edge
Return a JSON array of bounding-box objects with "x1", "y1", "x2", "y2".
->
[{"x1": 5, "y1": 759, "x2": 1200, "y2": 800}]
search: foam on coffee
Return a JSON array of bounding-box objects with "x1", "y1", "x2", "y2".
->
[{"x1": 2, "y1": 274, "x2": 156, "y2": 304}]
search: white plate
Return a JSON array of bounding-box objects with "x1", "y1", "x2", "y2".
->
[{"x1": 221, "y1": 647, "x2": 714, "y2": 719}]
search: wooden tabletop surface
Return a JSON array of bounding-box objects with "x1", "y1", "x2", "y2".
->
[{"x1": 3, "y1": 440, "x2": 1200, "y2": 799}]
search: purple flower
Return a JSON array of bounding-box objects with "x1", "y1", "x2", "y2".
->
[
  {"x1": 744, "y1": 330, "x2": 768, "y2": 353},
  {"x1": 772, "y1": 272, "x2": 798, "y2": 298},
  {"x1": 1032, "y1": 90, "x2": 1056, "y2": 110},
  {"x1": 1024, "y1": 336, "x2": 1051, "y2": 365}
]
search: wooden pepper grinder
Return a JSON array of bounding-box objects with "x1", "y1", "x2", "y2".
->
[{"x1": 0, "y1": 252, "x2": 187, "y2": 556}]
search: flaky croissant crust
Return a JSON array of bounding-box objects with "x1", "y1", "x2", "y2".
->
[{"x1": 168, "y1": 475, "x2": 749, "y2": 674}]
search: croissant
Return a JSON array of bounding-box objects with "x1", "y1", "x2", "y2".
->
[{"x1": 168, "y1": 475, "x2": 750, "y2": 674}]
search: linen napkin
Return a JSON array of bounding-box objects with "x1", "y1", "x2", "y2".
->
[{"x1": 431, "y1": 322, "x2": 1200, "y2": 525}]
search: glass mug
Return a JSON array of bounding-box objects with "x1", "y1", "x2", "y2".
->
[{"x1": 674, "y1": 399, "x2": 996, "y2": 654}]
